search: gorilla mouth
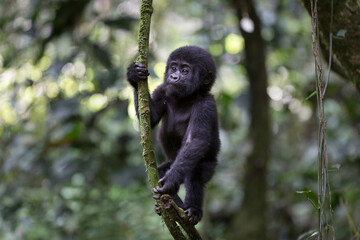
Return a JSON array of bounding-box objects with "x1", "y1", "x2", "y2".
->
[
  {"x1": 167, "y1": 81, "x2": 186, "y2": 90},
  {"x1": 166, "y1": 83, "x2": 187, "y2": 97},
  {"x1": 167, "y1": 83, "x2": 186, "y2": 92}
]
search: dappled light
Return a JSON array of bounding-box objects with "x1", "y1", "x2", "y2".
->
[
  {"x1": 224, "y1": 33, "x2": 244, "y2": 54},
  {"x1": 46, "y1": 82, "x2": 60, "y2": 98},
  {"x1": 219, "y1": 65, "x2": 247, "y2": 96},
  {"x1": 153, "y1": 62, "x2": 166, "y2": 79},
  {"x1": 87, "y1": 93, "x2": 108, "y2": 112}
]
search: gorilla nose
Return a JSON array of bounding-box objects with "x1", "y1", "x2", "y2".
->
[{"x1": 170, "y1": 74, "x2": 179, "y2": 81}]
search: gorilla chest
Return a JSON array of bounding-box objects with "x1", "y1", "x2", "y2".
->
[{"x1": 162, "y1": 105, "x2": 192, "y2": 139}]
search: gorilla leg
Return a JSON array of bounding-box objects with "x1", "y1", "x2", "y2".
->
[
  {"x1": 183, "y1": 175, "x2": 204, "y2": 225},
  {"x1": 183, "y1": 162, "x2": 216, "y2": 225}
]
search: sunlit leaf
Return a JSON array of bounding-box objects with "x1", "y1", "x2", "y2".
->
[
  {"x1": 87, "y1": 93, "x2": 108, "y2": 112},
  {"x1": 336, "y1": 29, "x2": 347, "y2": 38},
  {"x1": 328, "y1": 163, "x2": 341, "y2": 172},
  {"x1": 297, "y1": 229, "x2": 319, "y2": 240},
  {"x1": 225, "y1": 33, "x2": 244, "y2": 54},
  {"x1": 296, "y1": 189, "x2": 318, "y2": 210},
  {"x1": 304, "y1": 90, "x2": 317, "y2": 101}
]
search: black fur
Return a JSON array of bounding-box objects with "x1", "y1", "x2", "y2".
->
[{"x1": 127, "y1": 46, "x2": 220, "y2": 225}]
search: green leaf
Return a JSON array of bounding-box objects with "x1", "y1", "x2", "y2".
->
[
  {"x1": 336, "y1": 29, "x2": 347, "y2": 38},
  {"x1": 295, "y1": 190, "x2": 311, "y2": 194},
  {"x1": 304, "y1": 90, "x2": 317, "y2": 101},
  {"x1": 296, "y1": 189, "x2": 318, "y2": 210},
  {"x1": 328, "y1": 163, "x2": 341, "y2": 172},
  {"x1": 297, "y1": 229, "x2": 319, "y2": 240}
]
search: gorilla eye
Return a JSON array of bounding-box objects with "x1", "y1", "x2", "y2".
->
[
  {"x1": 171, "y1": 65, "x2": 177, "y2": 72},
  {"x1": 182, "y1": 68, "x2": 189, "y2": 75}
]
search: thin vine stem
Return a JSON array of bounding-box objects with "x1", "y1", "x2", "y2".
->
[{"x1": 309, "y1": 0, "x2": 330, "y2": 239}]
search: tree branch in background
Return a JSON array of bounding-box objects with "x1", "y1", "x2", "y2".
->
[
  {"x1": 230, "y1": 0, "x2": 271, "y2": 239},
  {"x1": 309, "y1": 0, "x2": 331, "y2": 238}
]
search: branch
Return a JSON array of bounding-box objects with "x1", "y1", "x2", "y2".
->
[
  {"x1": 159, "y1": 195, "x2": 202, "y2": 240},
  {"x1": 310, "y1": 0, "x2": 331, "y2": 238}
]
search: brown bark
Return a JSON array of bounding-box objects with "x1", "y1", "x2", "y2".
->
[
  {"x1": 230, "y1": 0, "x2": 271, "y2": 239},
  {"x1": 301, "y1": 0, "x2": 360, "y2": 92}
]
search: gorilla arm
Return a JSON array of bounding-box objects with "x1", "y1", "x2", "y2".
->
[{"x1": 127, "y1": 62, "x2": 166, "y2": 127}]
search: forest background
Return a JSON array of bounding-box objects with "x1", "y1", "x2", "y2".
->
[{"x1": 0, "y1": 0, "x2": 359, "y2": 239}]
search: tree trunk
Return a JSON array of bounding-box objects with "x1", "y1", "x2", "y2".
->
[
  {"x1": 301, "y1": 0, "x2": 360, "y2": 92},
  {"x1": 136, "y1": 0, "x2": 158, "y2": 193},
  {"x1": 230, "y1": 0, "x2": 271, "y2": 239}
]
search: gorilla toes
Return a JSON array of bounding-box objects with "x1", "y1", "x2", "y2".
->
[
  {"x1": 184, "y1": 207, "x2": 202, "y2": 225},
  {"x1": 154, "y1": 201, "x2": 161, "y2": 216}
]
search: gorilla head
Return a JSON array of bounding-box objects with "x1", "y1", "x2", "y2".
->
[{"x1": 164, "y1": 46, "x2": 217, "y2": 97}]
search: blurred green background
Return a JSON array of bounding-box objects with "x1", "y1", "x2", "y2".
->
[{"x1": 0, "y1": 0, "x2": 359, "y2": 239}]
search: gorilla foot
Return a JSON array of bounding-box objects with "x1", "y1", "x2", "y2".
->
[{"x1": 184, "y1": 207, "x2": 202, "y2": 225}]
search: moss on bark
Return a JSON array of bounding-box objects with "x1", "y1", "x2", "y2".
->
[{"x1": 302, "y1": 0, "x2": 360, "y2": 92}]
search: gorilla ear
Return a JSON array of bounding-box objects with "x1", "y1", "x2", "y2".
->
[{"x1": 204, "y1": 71, "x2": 213, "y2": 84}]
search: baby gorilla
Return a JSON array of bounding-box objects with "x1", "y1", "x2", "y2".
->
[{"x1": 127, "y1": 46, "x2": 220, "y2": 225}]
